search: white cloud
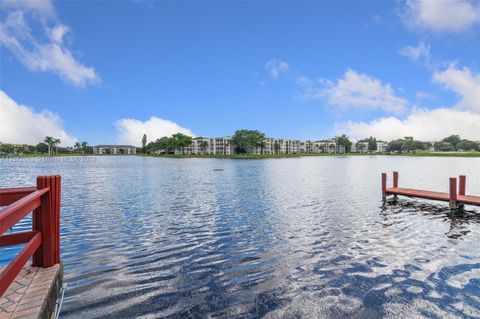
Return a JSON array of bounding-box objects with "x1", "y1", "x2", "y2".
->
[
  {"x1": 399, "y1": 41, "x2": 430, "y2": 63},
  {"x1": 404, "y1": 0, "x2": 480, "y2": 32},
  {"x1": 0, "y1": 3, "x2": 99, "y2": 87},
  {"x1": 335, "y1": 66, "x2": 480, "y2": 141},
  {"x1": 0, "y1": 90, "x2": 76, "y2": 146},
  {"x1": 300, "y1": 69, "x2": 409, "y2": 115},
  {"x1": 265, "y1": 58, "x2": 289, "y2": 79},
  {"x1": 2, "y1": 0, "x2": 55, "y2": 17},
  {"x1": 433, "y1": 65, "x2": 480, "y2": 113},
  {"x1": 336, "y1": 107, "x2": 480, "y2": 141},
  {"x1": 116, "y1": 117, "x2": 194, "y2": 146}
]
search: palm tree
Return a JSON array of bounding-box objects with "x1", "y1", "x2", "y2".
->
[
  {"x1": 356, "y1": 142, "x2": 366, "y2": 153},
  {"x1": 74, "y1": 142, "x2": 81, "y2": 154},
  {"x1": 44, "y1": 136, "x2": 54, "y2": 155},
  {"x1": 54, "y1": 139, "x2": 61, "y2": 154},
  {"x1": 200, "y1": 140, "x2": 208, "y2": 155},
  {"x1": 81, "y1": 141, "x2": 88, "y2": 154}
]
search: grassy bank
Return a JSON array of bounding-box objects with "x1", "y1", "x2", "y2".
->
[
  {"x1": 137, "y1": 151, "x2": 480, "y2": 159},
  {"x1": 0, "y1": 153, "x2": 96, "y2": 158}
]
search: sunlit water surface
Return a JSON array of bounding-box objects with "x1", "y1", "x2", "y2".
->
[{"x1": 1, "y1": 156, "x2": 479, "y2": 318}]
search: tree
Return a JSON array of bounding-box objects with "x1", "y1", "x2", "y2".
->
[
  {"x1": 355, "y1": 142, "x2": 366, "y2": 152},
  {"x1": 142, "y1": 134, "x2": 147, "y2": 153},
  {"x1": 434, "y1": 141, "x2": 453, "y2": 151},
  {"x1": 44, "y1": 136, "x2": 55, "y2": 155},
  {"x1": 74, "y1": 142, "x2": 82, "y2": 154},
  {"x1": 53, "y1": 138, "x2": 61, "y2": 154},
  {"x1": 200, "y1": 140, "x2": 209, "y2": 155},
  {"x1": 170, "y1": 133, "x2": 193, "y2": 152},
  {"x1": 36, "y1": 142, "x2": 49, "y2": 153},
  {"x1": 402, "y1": 139, "x2": 425, "y2": 153},
  {"x1": 442, "y1": 135, "x2": 461, "y2": 150},
  {"x1": 367, "y1": 137, "x2": 377, "y2": 152},
  {"x1": 387, "y1": 139, "x2": 404, "y2": 153},
  {"x1": 457, "y1": 139, "x2": 479, "y2": 151},
  {"x1": 273, "y1": 141, "x2": 280, "y2": 154},
  {"x1": 81, "y1": 141, "x2": 88, "y2": 154},
  {"x1": 232, "y1": 130, "x2": 265, "y2": 154},
  {"x1": 335, "y1": 135, "x2": 352, "y2": 153}
]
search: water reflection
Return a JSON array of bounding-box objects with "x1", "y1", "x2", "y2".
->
[
  {"x1": 0, "y1": 156, "x2": 479, "y2": 318},
  {"x1": 381, "y1": 199, "x2": 480, "y2": 239}
]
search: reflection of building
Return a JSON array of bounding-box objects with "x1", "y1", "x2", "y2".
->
[{"x1": 93, "y1": 145, "x2": 136, "y2": 155}]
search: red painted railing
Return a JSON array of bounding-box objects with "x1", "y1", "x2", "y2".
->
[{"x1": 0, "y1": 176, "x2": 61, "y2": 296}]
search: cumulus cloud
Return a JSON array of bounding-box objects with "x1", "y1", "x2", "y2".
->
[
  {"x1": 2, "y1": 0, "x2": 55, "y2": 17},
  {"x1": 399, "y1": 41, "x2": 430, "y2": 63},
  {"x1": 0, "y1": 90, "x2": 76, "y2": 146},
  {"x1": 0, "y1": 1, "x2": 100, "y2": 87},
  {"x1": 265, "y1": 58, "x2": 289, "y2": 79},
  {"x1": 335, "y1": 66, "x2": 480, "y2": 141},
  {"x1": 116, "y1": 117, "x2": 194, "y2": 146},
  {"x1": 404, "y1": 0, "x2": 480, "y2": 32},
  {"x1": 336, "y1": 107, "x2": 480, "y2": 141},
  {"x1": 299, "y1": 69, "x2": 408, "y2": 115},
  {"x1": 433, "y1": 65, "x2": 480, "y2": 113}
]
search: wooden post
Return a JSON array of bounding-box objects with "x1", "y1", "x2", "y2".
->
[
  {"x1": 449, "y1": 177, "x2": 457, "y2": 209},
  {"x1": 33, "y1": 176, "x2": 61, "y2": 267},
  {"x1": 459, "y1": 175, "x2": 466, "y2": 196},
  {"x1": 393, "y1": 171, "x2": 399, "y2": 188},
  {"x1": 382, "y1": 173, "x2": 387, "y2": 200}
]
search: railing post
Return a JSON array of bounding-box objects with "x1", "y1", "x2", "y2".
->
[
  {"x1": 393, "y1": 172, "x2": 399, "y2": 188},
  {"x1": 449, "y1": 177, "x2": 457, "y2": 209},
  {"x1": 32, "y1": 176, "x2": 61, "y2": 267},
  {"x1": 459, "y1": 175, "x2": 466, "y2": 196},
  {"x1": 382, "y1": 173, "x2": 387, "y2": 200}
]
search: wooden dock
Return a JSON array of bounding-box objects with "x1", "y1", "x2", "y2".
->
[
  {"x1": 0, "y1": 176, "x2": 63, "y2": 319},
  {"x1": 382, "y1": 172, "x2": 480, "y2": 209}
]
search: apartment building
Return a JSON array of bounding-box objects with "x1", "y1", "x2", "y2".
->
[
  {"x1": 174, "y1": 136, "x2": 348, "y2": 155},
  {"x1": 93, "y1": 145, "x2": 136, "y2": 155},
  {"x1": 176, "y1": 137, "x2": 234, "y2": 155}
]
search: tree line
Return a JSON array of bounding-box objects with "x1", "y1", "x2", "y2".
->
[
  {"x1": 386, "y1": 135, "x2": 479, "y2": 153},
  {"x1": 0, "y1": 136, "x2": 93, "y2": 155},
  {"x1": 143, "y1": 130, "x2": 355, "y2": 154}
]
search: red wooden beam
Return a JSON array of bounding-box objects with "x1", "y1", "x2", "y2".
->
[
  {"x1": 459, "y1": 175, "x2": 466, "y2": 196},
  {"x1": 393, "y1": 172, "x2": 399, "y2": 188},
  {"x1": 0, "y1": 187, "x2": 36, "y2": 206},
  {"x1": 0, "y1": 232, "x2": 41, "y2": 296},
  {"x1": 381, "y1": 173, "x2": 387, "y2": 199},
  {"x1": 0, "y1": 189, "x2": 48, "y2": 235},
  {"x1": 33, "y1": 176, "x2": 61, "y2": 267},
  {"x1": 0, "y1": 231, "x2": 37, "y2": 247}
]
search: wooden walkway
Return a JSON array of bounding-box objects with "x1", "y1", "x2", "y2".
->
[
  {"x1": 0, "y1": 264, "x2": 62, "y2": 319},
  {"x1": 382, "y1": 172, "x2": 480, "y2": 208}
]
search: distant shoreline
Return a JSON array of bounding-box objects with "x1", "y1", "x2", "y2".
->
[
  {"x1": 138, "y1": 151, "x2": 480, "y2": 159},
  {"x1": 2, "y1": 151, "x2": 480, "y2": 159}
]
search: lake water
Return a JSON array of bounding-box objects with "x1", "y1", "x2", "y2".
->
[{"x1": 1, "y1": 156, "x2": 479, "y2": 318}]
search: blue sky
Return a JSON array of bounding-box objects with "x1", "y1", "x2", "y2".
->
[{"x1": 1, "y1": 0, "x2": 479, "y2": 146}]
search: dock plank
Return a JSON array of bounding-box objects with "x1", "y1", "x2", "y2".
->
[{"x1": 386, "y1": 187, "x2": 480, "y2": 206}]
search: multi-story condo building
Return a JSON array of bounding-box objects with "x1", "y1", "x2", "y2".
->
[
  {"x1": 93, "y1": 145, "x2": 136, "y2": 155},
  {"x1": 175, "y1": 137, "x2": 233, "y2": 155},
  {"x1": 174, "y1": 137, "x2": 347, "y2": 155}
]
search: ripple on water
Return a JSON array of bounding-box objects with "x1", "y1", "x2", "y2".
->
[{"x1": 0, "y1": 156, "x2": 479, "y2": 318}]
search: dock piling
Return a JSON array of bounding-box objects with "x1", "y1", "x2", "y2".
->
[
  {"x1": 459, "y1": 175, "x2": 466, "y2": 196},
  {"x1": 449, "y1": 177, "x2": 458, "y2": 209},
  {"x1": 382, "y1": 173, "x2": 387, "y2": 200},
  {"x1": 392, "y1": 172, "x2": 399, "y2": 200}
]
